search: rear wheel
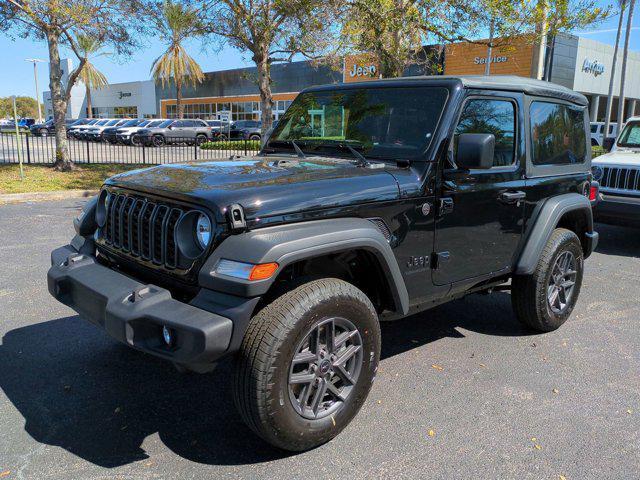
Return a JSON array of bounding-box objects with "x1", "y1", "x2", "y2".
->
[
  {"x1": 39, "y1": 128, "x2": 48, "y2": 137},
  {"x1": 196, "y1": 134, "x2": 208, "y2": 145},
  {"x1": 152, "y1": 135, "x2": 165, "y2": 147},
  {"x1": 248, "y1": 133, "x2": 261, "y2": 141},
  {"x1": 233, "y1": 278, "x2": 380, "y2": 451},
  {"x1": 131, "y1": 134, "x2": 141, "y2": 146},
  {"x1": 512, "y1": 228, "x2": 584, "y2": 332}
]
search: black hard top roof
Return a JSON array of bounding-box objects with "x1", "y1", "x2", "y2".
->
[{"x1": 307, "y1": 75, "x2": 588, "y2": 106}]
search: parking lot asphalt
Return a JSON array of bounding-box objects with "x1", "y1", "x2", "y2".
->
[{"x1": 0, "y1": 198, "x2": 638, "y2": 480}]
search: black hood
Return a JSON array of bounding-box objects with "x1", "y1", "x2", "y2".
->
[{"x1": 105, "y1": 155, "x2": 403, "y2": 221}]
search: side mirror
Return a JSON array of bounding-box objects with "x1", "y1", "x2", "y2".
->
[
  {"x1": 603, "y1": 137, "x2": 615, "y2": 152},
  {"x1": 456, "y1": 133, "x2": 495, "y2": 170}
]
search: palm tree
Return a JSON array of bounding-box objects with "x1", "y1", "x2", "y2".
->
[
  {"x1": 151, "y1": 1, "x2": 205, "y2": 119},
  {"x1": 617, "y1": 0, "x2": 636, "y2": 127},
  {"x1": 603, "y1": 0, "x2": 627, "y2": 144},
  {"x1": 77, "y1": 35, "x2": 109, "y2": 119}
]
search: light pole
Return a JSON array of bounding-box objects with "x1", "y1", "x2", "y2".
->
[{"x1": 25, "y1": 58, "x2": 46, "y2": 122}]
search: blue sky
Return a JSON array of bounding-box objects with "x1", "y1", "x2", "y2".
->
[{"x1": 0, "y1": 1, "x2": 637, "y2": 99}]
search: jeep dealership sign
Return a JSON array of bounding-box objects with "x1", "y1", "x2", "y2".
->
[{"x1": 581, "y1": 58, "x2": 605, "y2": 77}]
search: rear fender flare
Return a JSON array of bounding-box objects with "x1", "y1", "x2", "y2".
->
[{"x1": 516, "y1": 193, "x2": 595, "y2": 275}]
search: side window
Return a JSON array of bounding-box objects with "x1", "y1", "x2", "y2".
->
[
  {"x1": 454, "y1": 98, "x2": 516, "y2": 167},
  {"x1": 530, "y1": 102, "x2": 587, "y2": 165},
  {"x1": 172, "y1": 121, "x2": 184, "y2": 128}
]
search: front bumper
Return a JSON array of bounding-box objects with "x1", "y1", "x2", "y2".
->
[
  {"x1": 48, "y1": 245, "x2": 234, "y2": 369},
  {"x1": 594, "y1": 192, "x2": 640, "y2": 228}
]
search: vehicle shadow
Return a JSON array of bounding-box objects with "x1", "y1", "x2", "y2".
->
[
  {"x1": 0, "y1": 292, "x2": 528, "y2": 468},
  {"x1": 594, "y1": 222, "x2": 640, "y2": 258}
]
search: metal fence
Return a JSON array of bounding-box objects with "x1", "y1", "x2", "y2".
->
[{"x1": 0, "y1": 132, "x2": 259, "y2": 165}]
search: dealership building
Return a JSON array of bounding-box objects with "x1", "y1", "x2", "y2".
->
[{"x1": 45, "y1": 32, "x2": 640, "y2": 124}]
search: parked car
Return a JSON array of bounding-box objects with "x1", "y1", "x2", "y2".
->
[
  {"x1": 48, "y1": 76, "x2": 598, "y2": 452},
  {"x1": 206, "y1": 119, "x2": 231, "y2": 140},
  {"x1": 228, "y1": 120, "x2": 262, "y2": 140},
  {"x1": 103, "y1": 119, "x2": 148, "y2": 144},
  {"x1": 137, "y1": 119, "x2": 211, "y2": 146},
  {"x1": 590, "y1": 121, "x2": 619, "y2": 147},
  {"x1": 592, "y1": 116, "x2": 640, "y2": 227},
  {"x1": 30, "y1": 118, "x2": 86, "y2": 137},
  {"x1": 85, "y1": 119, "x2": 131, "y2": 142},
  {"x1": 70, "y1": 119, "x2": 109, "y2": 139},
  {"x1": 115, "y1": 119, "x2": 168, "y2": 145}
]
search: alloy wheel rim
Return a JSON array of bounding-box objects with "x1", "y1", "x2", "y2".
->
[
  {"x1": 288, "y1": 317, "x2": 363, "y2": 420},
  {"x1": 547, "y1": 250, "x2": 577, "y2": 314}
]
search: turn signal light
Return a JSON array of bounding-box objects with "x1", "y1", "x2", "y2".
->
[{"x1": 249, "y1": 262, "x2": 279, "y2": 281}]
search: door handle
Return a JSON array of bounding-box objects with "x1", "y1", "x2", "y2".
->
[{"x1": 498, "y1": 190, "x2": 526, "y2": 204}]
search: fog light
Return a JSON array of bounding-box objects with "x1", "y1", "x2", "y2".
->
[{"x1": 162, "y1": 325, "x2": 174, "y2": 346}]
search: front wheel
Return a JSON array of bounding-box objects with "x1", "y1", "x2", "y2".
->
[
  {"x1": 152, "y1": 135, "x2": 165, "y2": 147},
  {"x1": 233, "y1": 278, "x2": 380, "y2": 451},
  {"x1": 40, "y1": 128, "x2": 48, "y2": 137},
  {"x1": 512, "y1": 228, "x2": 584, "y2": 332}
]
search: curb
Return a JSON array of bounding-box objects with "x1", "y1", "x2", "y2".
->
[{"x1": 0, "y1": 189, "x2": 98, "y2": 205}]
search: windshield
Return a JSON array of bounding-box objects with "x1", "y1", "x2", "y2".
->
[
  {"x1": 68, "y1": 119, "x2": 84, "y2": 127},
  {"x1": 267, "y1": 86, "x2": 449, "y2": 160},
  {"x1": 106, "y1": 120, "x2": 120, "y2": 126},
  {"x1": 146, "y1": 120, "x2": 164, "y2": 127},
  {"x1": 120, "y1": 119, "x2": 141, "y2": 127},
  {"x1": 617, "y1": 120, "x2": 640, "y2": 148},
  {"x1": 156, "y1": 120, "x2": 173, "y2": 128}
]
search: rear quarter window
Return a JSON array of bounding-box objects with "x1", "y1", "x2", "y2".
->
[{"x1": 530, "y1": 102, "x2": 587, "y2": 165}]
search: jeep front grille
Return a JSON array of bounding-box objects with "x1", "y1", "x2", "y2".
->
[
  {"x1": 99, "y1": 192, "x2": 186, "y2": 270},
  {"x1": 600, "y1": 166, "x2": 640, "y2": 193}
]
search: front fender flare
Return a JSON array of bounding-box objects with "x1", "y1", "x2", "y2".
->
[
  {"x1": 516, "y1": 193, "x2": 596, "y2": 275},
  {"x1": 199, "y1": 218, "x2": 409, "y2": 315}
]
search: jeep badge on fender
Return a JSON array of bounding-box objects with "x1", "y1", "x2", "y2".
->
[{"x1": 48, "y1": 76, "x2": 598, "y2": 452}]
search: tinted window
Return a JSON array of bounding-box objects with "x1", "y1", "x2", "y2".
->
[
  {"x1": 590, "y1": 124, "x2": 598, "y2": 133},
  {"x1": 530, "y1": 102, "x2": 587, "y2": 165},
  {"x1": 454, "y1": 98, "x2": 516, "y2": 167},
  {"x1": 268, "y1": 87, "x2": 449, "y2": 160},
  {"x1": 617, "y1": 120, "x2": 640, "y2": 147},
  {"x1": 157, "y1": 120, "x2": 173, "y2": 128}
]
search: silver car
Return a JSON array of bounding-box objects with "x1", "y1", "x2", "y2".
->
[{"x1": 138, "y1": 119, "x2": 212, "y2": 146}]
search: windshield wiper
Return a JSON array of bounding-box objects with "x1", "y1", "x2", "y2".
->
[
  {"x1": 291, "y1": 140, "x2": 306, "y2": 159},
  {"x1": 343, "y1": 144, "x2": 386, "y2": 169}
]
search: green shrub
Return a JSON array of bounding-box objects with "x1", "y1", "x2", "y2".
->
[
  {"x1": 200, "y1": 140, "x2": 261, "y2": 151},
  {"x1": 592, "y1": 146, "x2": 605, "y2": 158}
]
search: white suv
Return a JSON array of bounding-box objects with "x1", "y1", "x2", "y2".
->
[
  {"x1": 592, "y1": 116, "x2": 640, "y2": 227},
  {"x1": 590, "y1": 122, "x2": 618, "y2": 147}
]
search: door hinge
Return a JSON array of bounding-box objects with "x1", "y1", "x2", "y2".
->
[
  {"x1": 438, "y1": 197, "x2": 454, "y2": 216},
  {"x1": 431, "y1": 251, "x2": 450, "y2": 270}
]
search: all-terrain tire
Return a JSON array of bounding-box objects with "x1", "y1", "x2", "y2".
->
[
  {"x1": 512, "y1": 228, "x2": 584, "y2": 332},
  {"x1": 233, "y1": 278, "x2": 381, "y2": 451}
]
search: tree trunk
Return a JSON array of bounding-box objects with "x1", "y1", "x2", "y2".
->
[
  {"x1": 256, "y1": 53, "x2": 273, "y2": 136},
  {"x1": 86, "y1": 83, "x2": 93, "y2": 118},
  {"x1": 46, "y1": 30, "x2": 72, "y2": 171},
  {"x1": 617, "y1": 0, "x2": 635, "y2": 127},
  {"x1": 543, "y1": 33, "x2": 555, "y2": 81},
  {"x1": 604, "y1": 0, "x2": 626, "y2": 143},
  {"x1": 176, "y1": 78, "x2": 184, "y2": 119}
]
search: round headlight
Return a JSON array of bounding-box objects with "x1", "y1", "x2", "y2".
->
[
  {"x1": 196, "y1": 214, "x2": 212, "y2": 249},
  {"x1": 591, "y1": 165, "x2": 604, "y2": 182},
  {"x1": 96, "y1": 190, "x2": 109, "y2": 227}
]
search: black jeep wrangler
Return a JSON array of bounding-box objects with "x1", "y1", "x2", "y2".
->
[{"x1": 48, "y1": 76, "x2": 598, "y2": 451}]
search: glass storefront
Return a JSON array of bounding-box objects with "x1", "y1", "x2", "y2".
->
[
  {"x1": 164, "y1": 99, "x2": 293, "y2": 121},
  {"x1": 89, "y1": 106, "x2": 139, "y2": 118}
]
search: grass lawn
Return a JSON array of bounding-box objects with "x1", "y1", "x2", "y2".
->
[{"x1": 0, "y1": 163, "x2": 145, "y2": 195}]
